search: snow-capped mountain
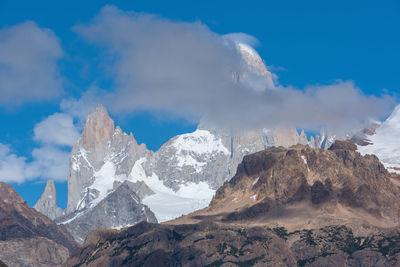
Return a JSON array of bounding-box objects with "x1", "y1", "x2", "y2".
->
[
  {"x1": 41, "y1": 104, "x2": 329, "y2": 243},
  {"x1": 34, "y1": 43, "x2": 338, "y2": 243},
  {"x1": 358, "y1": 104, "x2": 400, "y2": 174}
]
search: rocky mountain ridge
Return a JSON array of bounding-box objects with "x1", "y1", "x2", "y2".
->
[
  {"x1": 34, "y1": 104, "x2": 337, "y2": 244},
  {"x1": 0, "y1": 182, "x2": 77, "y2": 267},
  {"x1": 177, "y1": 141, "x2": 400, "y2": 232},
  {"x1": 65, "y1": 142, "x2": 400, "y2": 266}
]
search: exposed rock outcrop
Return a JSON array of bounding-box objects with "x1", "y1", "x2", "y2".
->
[
  {"x1": 34, "y1": 180, "x2": 64, "y2": 220},
  {"x1": 65, "y1": 221, "x2": 296, "y2": 266},
  {"x1": 57, "y1": 181, "x2": 157, "y2": 244},
  {"x1": 66, "y1": 105, "x2": 149, "y2": 214},
  {"x1": 201, "y1": 143, "x2": 400, "y2": 230},
  {"x1": 0, "y1": 182, "x2": 77, "y2": 266},
  {"x1": 65, "y1": 222, "x2": 400, "y2": 267}
]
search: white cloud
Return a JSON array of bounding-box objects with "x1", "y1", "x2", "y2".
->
[
  {"x1": 30, "y1": 146, "x2": 70, "y2": 181},
  {"x1": 0, "y1": 101, "x2": 83, "y2": 183},
  {"x1": 75, "y1": 5, "x2": 394, "y2": 134},
  {"x1": 0, "y1": 144, "x2": 35, "y2": 183},
  {"x1": 0, "y1": 143, "x2": 71, "y2": 183},
  {"x1": 34, "y1": 113, "x2": 80, "y2": 146},
  {"x1": 0, "y1": 21, "x2": 63, "y2": 106},
  {"x1": 60, "y1": 88, "x2": 102, "y2": 126}
]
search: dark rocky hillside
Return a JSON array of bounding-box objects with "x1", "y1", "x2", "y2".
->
[{"x1": 0, "y1": 182, "x2": 77, "y2": 266}]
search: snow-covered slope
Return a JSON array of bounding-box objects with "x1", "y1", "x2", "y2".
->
[{"x1": 358, "y1": 105, "x2": 400, "y2": 174}]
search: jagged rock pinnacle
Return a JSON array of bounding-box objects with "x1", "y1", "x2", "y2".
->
[
  {"x1": 81, "y1": 104, "x2": 115, "y2": 151},
  {"x1": 33, "y1": 180, "x2": 64, "y2": 220}
]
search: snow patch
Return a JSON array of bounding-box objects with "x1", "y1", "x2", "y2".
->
[
  {"x1": 358, "y1": 105, "x2": 400, "y2": 173},
  {"x1": 250, "y1": 194, "x2": 257, "y2": 200},
  {"x1": 128, "y1": 157, "x2": 215, "y2": 222},
  {"x1": 112, "y1": 223, "x2": 136, "y2": 230},
  {"x1": 171, "y1": 129, "x2": 229, "y2": 172},
  {"x1": 252, "y1": 177, "x2": 259, "y2": 187},
  {"x1": 301, "y1": 155, "x2": 307, "y2": 165},
  {"x1": 237, "y1": 43, "x2": 257, "y2": 57}
]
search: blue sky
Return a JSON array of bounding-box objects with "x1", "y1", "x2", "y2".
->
[{"x1": 0, "y1": 0, "x2": 399, "y2": 208}]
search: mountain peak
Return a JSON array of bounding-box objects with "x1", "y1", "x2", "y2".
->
[
  {"x1": 81, "y1": 105, "x2": 115, "y2": 150},
  {"x1": 0, "y1": 182, "x2": 24, "y2": 204},
  {"x1": 237, "y1": 42, "x2": 274, "y2": 89},
  {"x1": 43, "y1": 179, "x2": 56, "y2": 196},
  {"x1": 34, "y1": 179, "x2": 64, "y2": 220},
  {"x1": 0, "y1": 182, "x2": 77, "y2": 266}
]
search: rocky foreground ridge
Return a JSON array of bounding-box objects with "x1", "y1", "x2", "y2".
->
[
  {"x1": 65, "y1": 142, "x2": 400, "y2": 266},
  {"x1": 0, "y1": 182, "x2": 77, "y2": 267}
]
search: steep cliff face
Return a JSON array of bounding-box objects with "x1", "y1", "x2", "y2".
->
[
  {"x1": 34, "y1": 180, "x2": 64, "y2": 220},
  {"x1": 55, "y1": 106, "x2": 154, "y2": 243},
  {"x1": 66, "y1": 105, "x2": 150, "y2": 214},
  {"x1": 0, "y1": 182, "x2": 77, "y2": 267},
  {"x1": 58, "y1": 181, "x2": 157, "y2": 244}
]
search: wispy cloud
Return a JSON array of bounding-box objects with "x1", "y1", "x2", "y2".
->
[
  {"x1": 0, "y1": 21, "x2": 64, "y2": 106},
  {"x1": 0, "y1": 98, "x2": 90, "y2": 183},
  {"x1": 34, "y1": 113, "x2": 80, "y2": 146}
]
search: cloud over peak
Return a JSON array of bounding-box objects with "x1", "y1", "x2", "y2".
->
[{"x1": 73, "y1": 5, "x2": 393, "y2": 134}]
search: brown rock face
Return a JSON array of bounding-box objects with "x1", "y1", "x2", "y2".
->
[
  {"x1": 328, "y1": 139, "x2": 357, "y2": 151},
  {"x1": 203, "y1": 144, "x2": 400, "y2": 231},
  {"x1": 81, "y1": 104, "x2": 115, "y2": 152},
  {"x1": 0, "y1": 182, "x2": 77, "y2": 266}
]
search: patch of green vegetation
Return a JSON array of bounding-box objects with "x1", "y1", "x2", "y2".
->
[
  {"x1": 206, "y1": 234, "x2": 215, "y2": 239},
  {"x1": 341, "y1": 235, "x2": 363, "y2": 255},
  {"x1": 205, "y1": 259, "x2": 224, "y2": 267},
  {"x1": 236, "y1": 256, "x2": 264, "y2": 267},
  {"x1": 272, "y1": 227, "x2": 289, "y2": 240},
  {"x1": 111, "y1": 240, "x2": 150, "y2": 257},
  {"x1": 376, "y1": 235, "x2": 400, "y2": 257},
  {"x1": 218, "y1": 242, "x2": 239, "y2": 256},
  {"x1": 297, "y1": 250, "x2": 334, "y2": 267},
  {"x1": 170, "y1": 230, "x2": 183, "y2": 241},
  {"x1": 193, "y1": 237, "x2": 205, "y2": 243},
  {"x1": 302, "y1": 230, "x2": 317, "y2": 246}
]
